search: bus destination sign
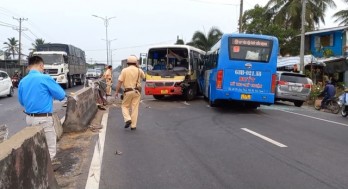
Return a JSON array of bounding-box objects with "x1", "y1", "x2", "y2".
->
[{"x1": 231, "y1": 38, "x2": 270, "y2": 47}]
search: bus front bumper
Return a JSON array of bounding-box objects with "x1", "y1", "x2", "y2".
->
[
  {"x1": 213, "y1": 90, "x2": 275, "y2": 105},
  {"x1": 145, "y1": 86, "x2": 182, "y2": 96}
]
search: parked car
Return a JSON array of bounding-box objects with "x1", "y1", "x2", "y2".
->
[
  {"x1": 275, "y1": 71, "x2": 311, "y2": 107},
  {"x1": 86, "y1": 69, "x2": 99, "y2": 79},
  {"x1": 0, "y1": 70, "x2": 14, "y2": 98}
]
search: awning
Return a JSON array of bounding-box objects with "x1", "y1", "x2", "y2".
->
[
  {"x1": 320, "y1": 57, "x2": 348, "y2": 74},
  {"x1": 277, "y1": 55, "x2": 325, "y2": 68}
]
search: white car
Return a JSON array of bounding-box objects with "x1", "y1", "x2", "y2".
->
[{"x1": 0, "y1": 70, "x2": 14, "y2": 97}]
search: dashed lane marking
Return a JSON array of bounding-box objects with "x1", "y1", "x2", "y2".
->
[{"x1": 241, "y1": 128, "x2": 288, "y2": 148}]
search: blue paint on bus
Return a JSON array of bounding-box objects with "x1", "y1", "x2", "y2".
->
[{"x1": 199, "y1": 33, "x2": 279, "y2": 107}]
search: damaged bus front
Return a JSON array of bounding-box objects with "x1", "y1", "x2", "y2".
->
[{"x1": 145, "y1": 45, "x2": 205, "y2": 100}]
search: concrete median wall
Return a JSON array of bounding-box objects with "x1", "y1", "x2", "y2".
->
[
  {"x1": 0, "y1": 126, "x2": 59, "y2": 189},
  {"x1": 63, "y1": 87, "x2": 98, "y2": 132}
]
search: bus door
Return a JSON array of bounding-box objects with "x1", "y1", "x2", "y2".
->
[{"x1": 224, "y1": 37, "x2": 275, "y2": 96}]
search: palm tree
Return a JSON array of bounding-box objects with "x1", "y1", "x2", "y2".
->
[
  {"x1": 266, "y1": 0, "x2": 336, "y2": 30},
  {"x1": 31, "y1": 38, "x2": 46, "y2": 50},
  {"x1": 333, "y1": 0, "x2": 348, "y2": 25},
  {"x1": 3, "y1": 37, "x2": 19, "y2": 60},
  {"x1": 187, "y1": 27, "x2": 223, "y2": 51}
]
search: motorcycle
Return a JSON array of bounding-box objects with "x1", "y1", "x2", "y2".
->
[
  {"x1": 11, "y1": 76, "x2": 19, "y2": 88},
  {"x1": 339, "y1": 90, "x2": 348, "y2": 117},
  {"x1": 314, "y1": 97, "x2": 340, "y2": 114}
]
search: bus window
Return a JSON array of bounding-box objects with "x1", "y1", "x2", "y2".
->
[{"x1": 229, "y1": 37, "x2": 272, "y2": 63}]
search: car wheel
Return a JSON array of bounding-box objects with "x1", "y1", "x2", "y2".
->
[
  {"x1": 294, "y1": 101, "x2": 304, "y2": 107},
  {"x1": 7, "y1": 87, "x2": 14, "y2": 97}
]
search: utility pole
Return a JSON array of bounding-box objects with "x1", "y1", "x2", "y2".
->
[
  {"x1": 299, "y1": 0, "x2": 306, "y2": 74},
  {"x1": 13, "y1": 17, "x2": 28, "y2": 66},
  {"x1": 239, "y1": 0, "x2": 243, "y2": 33}
]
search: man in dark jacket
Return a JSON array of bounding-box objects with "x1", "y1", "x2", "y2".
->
[{"x1": 320, "y1": 81, "x2": 336, "y2": 109}]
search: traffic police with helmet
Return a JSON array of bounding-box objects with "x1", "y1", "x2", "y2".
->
[{"x1": 115, "y1": 55, "x2": 145, "y2": 130}]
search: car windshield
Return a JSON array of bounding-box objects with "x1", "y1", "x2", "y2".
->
[
  {"x1": 35, "y1": 54, "x2": 64, "y2": 64},
  {"x1": 87, "y1": 69, "x2": 96, "y2": 72},
  {"x1": 280, "y1": 74, "x2": 308, "y2": 84}
]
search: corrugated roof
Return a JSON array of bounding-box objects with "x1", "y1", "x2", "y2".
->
[{"x1": 305, "y1": 26, "x2": 348, "y2": 35}]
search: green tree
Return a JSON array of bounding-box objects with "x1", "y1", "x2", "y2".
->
[
  {"x1": 242, "y1": 4, "x2": 300, "y2": 56},
  {"x1": 175, "y1": 36, "x2": 185, "y2": 45},
  {"x1": 31, "y1": 38, "x2": 46, "y2": 50},
  {"x1": 266, "y1": 0, "x2": 336, "y2": 30},
  {"x1": 187, "y1": 27, "x2": 223, "y2": 51},
  {"x1": 333, "y1": 0, "x2": 348, "y2": 25},
  {"x1": 3, "y1": 37, "x2": 19, "y2": 60}
]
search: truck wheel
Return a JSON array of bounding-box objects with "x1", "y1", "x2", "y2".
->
[{"x1": 153, "y1": 95, "x2": 164, "y2": 100}]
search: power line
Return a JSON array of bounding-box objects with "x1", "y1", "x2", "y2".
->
[
  {"x1": 187, "y1": 0, "x2": 239, "y2": 6},
  {"x1": 28, "y1": 29, "x2": 39, "y2": 39},
  {"x1": 85, "y1": 40, "x2": 174, "y2": 52},
  {"x1": 22, "y1": 32, "x2": 35, "y2": 42}
]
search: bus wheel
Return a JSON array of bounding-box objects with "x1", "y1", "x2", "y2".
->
[
  {"x1": 153, "y1": 95, "x2": 165, "y2": 100},
  {"x1": 184, "y1": 86, "x2": 196, "y2": 101},
  {"x1": 209, "y1": 100, "x2": 217, "y2": 107}
]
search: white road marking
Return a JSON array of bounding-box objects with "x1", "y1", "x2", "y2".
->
[
  {"x1": 241, "y1": 128, "x2": 288, "y2": 148},
  {"x1": 279, "y1": 109, "x2": 348, "y2": 127},
  {"x1": 85, "y1": 110, "x2": 109, "y2": 189}
]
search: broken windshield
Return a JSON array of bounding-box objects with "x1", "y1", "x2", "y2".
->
[{"x1": 147, "y1": 48, "x2": 189, "y2": 76}]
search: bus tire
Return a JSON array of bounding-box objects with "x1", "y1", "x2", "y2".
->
[
  {"x1": 209, "y1": 100, "x2": 217, "y2": 107},
  {"x1": 153, "y1": 95, "x2": 165, "y2": 100},
  {"x1": 184, "y1": 85, "x2": 197, "y2": 101}
]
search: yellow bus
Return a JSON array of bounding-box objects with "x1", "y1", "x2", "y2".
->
[{"x1": 145, "y1": 45, "x2": 205, "y2": 100}]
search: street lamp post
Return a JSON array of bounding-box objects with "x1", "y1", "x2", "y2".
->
[
  {"x1": 102, "y1": 38, "x2": 117, "y2": 66},
  {"x1": 92, "y1": 15, "x2": 116, "y2": 65}
]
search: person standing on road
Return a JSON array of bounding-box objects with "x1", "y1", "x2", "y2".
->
[
  {"x1": 104, "y1": 65, "x2": 113, "y2": 96},
  {"x1": 18, "y1": 56, "x2": 66, "y2": 160},
  {"x1": 115, "y1": 55, "x2": 145, "y2": 130}
]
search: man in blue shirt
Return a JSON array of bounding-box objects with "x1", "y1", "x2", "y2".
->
[
  {"x1": 320, "y1": 80, "x2": 336, "y2": 109},
  {"x1": 18, "y1": 56, "x2": 66, "y2": 159}
]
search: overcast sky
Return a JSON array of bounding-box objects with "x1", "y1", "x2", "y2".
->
[{"x1": 0, "y1": 0, "x2": 346, "y2": 67}]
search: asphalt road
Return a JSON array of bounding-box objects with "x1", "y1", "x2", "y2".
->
[
  {"x1": 0, "y1": 85, "x2": 84, "y2": 137},
  {"x1": 100, "y1": 96, "x2": 348, "y2": 189}
]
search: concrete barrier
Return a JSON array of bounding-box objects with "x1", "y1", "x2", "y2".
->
[
  {"x1": 63, "y1": 87, "x2": 97, "y2": 132},
  {"x1": 53, "y1": 113, "x2": 63, "y2": 140},
  {"x1": 0, "y1": 124, "x2": 8, "y2": 143},
  {"x1": 0, "y1": 126, "x2": 59, "y2": 189}
]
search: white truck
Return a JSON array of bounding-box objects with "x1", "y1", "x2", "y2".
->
[{"x1": 33, "y1": 43, "x2": 87, "y2": 89}]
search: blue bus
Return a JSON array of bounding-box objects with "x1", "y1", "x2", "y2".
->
[{"x1": 199, "y1": 33, "x2": 279, "y2": 108}]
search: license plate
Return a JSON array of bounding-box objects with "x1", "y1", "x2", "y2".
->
[
  {"x1": 241, "y1": 94, "x2": 251, "y2": 100},
  {"x1": 161, "y1": 90, "x2": 168, "y2": 94}
]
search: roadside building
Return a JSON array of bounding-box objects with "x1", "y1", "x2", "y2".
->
[{"x1": 304, "y1": 26, "x2": 348, "y2": 86}]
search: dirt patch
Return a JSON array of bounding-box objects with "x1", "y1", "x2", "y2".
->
[
  {"x1": 54, "y1": 130, "x2": 96, "y2": 189},
  {"x1": 54, "y1": 109, "x2": 106, "y2": 189}
]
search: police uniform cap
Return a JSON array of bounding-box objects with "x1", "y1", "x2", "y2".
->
[{"x1": 127, "y1": 55, "x2": 138, "y2": 64}]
